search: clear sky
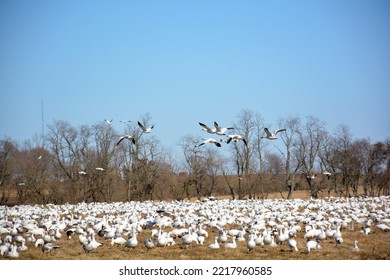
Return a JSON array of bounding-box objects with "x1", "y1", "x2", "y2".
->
[{"x1": 1, "y1": 0, "x2": 389, "y2": 154}]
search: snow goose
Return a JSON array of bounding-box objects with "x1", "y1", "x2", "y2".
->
[
  {"x1": 5, "y1": 243, "x2": 19, "y2": 258},
  {"x1": 111, "y1": 236, "x2": 127, "y2": 246},
  {"x1": 262, "y1": 128, "x2": 286, "y2": 140},
  {"x1": 138, "y1": 121, "x2": 154, "y2": 133},
  {"x1": 117, "y1": 135, "x2": 136, "y2": 145},
  {"x1": 42, "y1": 242, "x2": 61, "y2": 253},
  {"x1": 82, "y1": 238, "x2": 95, "y2": 253},
  {"x1": 287, "y1": 237, "x2": 298, "y2": 252},
  {"x1": 196, "y1": 138, "x2": 223, "y2": 147},
  {"x1": 224, "y1": 236, "x2": 237, "y2": 249},
  {"x1": 217, "y1": 229, "x2": 228, "y2": 244},
  {"x1": 350, "y1": 240, "x2": 359, "y2": 252},
  {"x1": 246, "y1": 234, "x2": 256, "y2": 252},
  {"x1": 226, "y1": 134, "x2": 247, "y2": 146},
  {"x1": 214, "y1": 121, "x2": 234, "y2": 136},
  {"x1": 104, "y1": 119, "x2": 113, "y2": 124},
  {"x1": 306, "y1": 239, "x2": 321, "y2": 253},
  {"x1": 199, "y1": 122, "x2": 216, "y2": 134},
  {"x1": 208, "y1": 237, "x2": 220, "y2": 249},
  {"x1": 126, "y1": 232, "x2": 139, "y2": 249},
  {"x1": 144, "y1": 238, "x2": 155, "y2": 250},
  {"x1": 95, "y1": 167, "x2": 105, "y2": 171}
]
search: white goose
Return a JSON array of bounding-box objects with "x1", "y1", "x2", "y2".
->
[
  {"x1": 246, "y1": 234, "x2": 256, "y2": 252},
  {"x1": 262, "y1": 128, "x2": 286, "y2": 140},
  {"x1": 117, "y1": 135, "x2": 136, "y2": 145},
  {"x1": 224, "y1": 236, "x2": 237, "y2": 249},
  {"x1": 144, "y1": 238, "x2": 155, "y2": 250},
  {"x1": 208, "y1": 237, "x2": 220, "y2": 249},
  {"x1": 226, "y1": 134, "x2": 247, "y2": 146},
  {"x1": 350, "y1": 240, "x2": 359, "y2": 252},
  {"x1": 306, "y1": 239, "x2": 321, "y2": 253},
  {"x1": 287, "y1": 237, "x2": 298, "y2": 252},
  {"x1": 138, "y1": 121, "x2": 154, "y2": 133},
  {"x1": 104, "y1": 119, "x2": 113, "y2": 124},
  {"x1": 196, "y1": 138, "x2": 223, "y2": 148},
  {"x1": 214, "y1": 121, "x2": 234, "y2": 136},
  {"x1": 199, "y1": 122, "x2": 216, "y2": 134},
  {"x1": 5, "y1": 243, "x2": 19, "y2": 258}
]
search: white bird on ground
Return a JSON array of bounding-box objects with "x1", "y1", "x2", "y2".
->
[
  {"x1": 287, "y1": 238, "x2": 298, "y2": 252},
  {"x1": 138, "y1": 121, "x2": 154, "y2": 133},
  {"x1": 196, "y1": 138, "x2": 223, "y2": 148},
  {"x1": 350, "y1": 240, "x2": 359, "y2": 252},
  {"x1": 226, "y1": 134, "x2": 247, "y2": 146},
  {"x1": 262, "y1": 128, "x2": 286, "y2": 140},
  {"x1": 199, "y1": 122, "x2": 216, "y2": 134},
  {"x1": 42, "y1": 242, "x2": 61, "y2": 253},
  {"x1": 95, "y1": 167, "x2": 105, "y2": 171},
  {"x1": 144, "y1": 238, "x2": 155, "y2": 250},
  {"x1": 214, "y1": 121, "x2": 234, "y2": 136},
  {"x1": 208, "y1": 237, "x2": 220, "y2": 249},
  {"x1": 246, "y1": 234, "x2": 256, "y2": 252},
  {"x1": 306, "y1": 239, "x2": 321, "y2": 253},
  {"x1": 117, "y1": 135, "x2": 136, "y2": 145},
  {"x1": 104, "y1": 119, "x2": 113, "y2": 124},
  {"x1": 78, "y1": 171, "x2": 87, "y2": 175},
  {"x1": 224, "y1": 236, "x2": 237, "y2": 249}
]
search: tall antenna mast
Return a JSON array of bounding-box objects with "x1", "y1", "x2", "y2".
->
[{"x1": 41, "y1": 97, "x2": 44, "y2": 137}]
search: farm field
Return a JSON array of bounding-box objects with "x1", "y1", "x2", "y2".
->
[{"x1": 1, "y1": 193, "x2": 390, "y2": 260}]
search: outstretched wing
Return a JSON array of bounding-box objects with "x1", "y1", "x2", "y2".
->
[{"x1": 274, "y1": 128, "x2": 286, "y2": 135}]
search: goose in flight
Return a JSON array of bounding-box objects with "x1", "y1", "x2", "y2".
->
[
  {"x1": 138, "y1": 121, "x2": 154, "y2": 133},
  {"x1": 226, "y1": 134, "x2": 247, "y2": 146},
  {"x1": 104, "y1": 119, "x2": 113, "y2": 124},
  {"x1": 199, "y1": 122, "x2": 216, "y2": 134},
  {"x1": 119, "y1": 120, "x2": 131, "y2": 123},
  {"x1": 214, "y1": 121, "x2": 234, "y2": 136},
  {"x1": 262, "y1": 128, "x2": 286, "y2": 140},
  {"x1": 196, "y1": 138, "x2": 223, "y2": 148},
  {"x1": 117, "y1": 135, "x2": 136, "y2": 145}
]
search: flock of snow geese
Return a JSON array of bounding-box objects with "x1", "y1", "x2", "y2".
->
[
  {"x1": 108, "y1": 118, "x2": 286, "y2": 148},
  {"x1": 1, "y1": 195, "x2": 390, "y2": 258}
]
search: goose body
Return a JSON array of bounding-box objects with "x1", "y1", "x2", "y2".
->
[
  {"x1": 199, "y1": 122, "x2": 216, "y2": 134},
  {"x1": 197, "y1": 138, "x2": 223, "y2": 147},
  {"x1": 262, "y1": 128, "x2": 286, "y2": 140},
  {"x1": 226, "y1": 134, "x2": 247, "y2": 146},
  {"x1": 144, "y1": 238, "x2": 155, "y2": 250},
  {"x1": 117, "y1": 135, "x2": 136, "y2": 145},
  {"x1": 214, "y1": 121, "x2": 234, "y2": 136},
  {"x1": 287, "y1": 238, "x2": 298, "y2": 252},
  {"x1": 138, "y1": 121, "x2": 154, "y2": 133},
  {"x1": 350, "y1": 240, "x2": 359, "y2": 252},
  {"x1": 224, "y1": 236, "x2": 237, "y2": 249},
  {"x1": 208, "y1": 237, "x2": 220, "y2": 249},
  {"x1": 306, "y1": 240, "x2": 321, "y2": 253},
  {"x1": 246, "y1": 234, "x2": 256, "y2": 251}
]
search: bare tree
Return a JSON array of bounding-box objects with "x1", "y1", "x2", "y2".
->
[
  {"x1": 293, "y1": 116, "x2": 326, "y2": 198},
  {"x1": 0, "y1": 138, "x2": 17, "y2": 204},
  {"x1": 278, "y1": 116, "x2": 301, "y2": 198}
]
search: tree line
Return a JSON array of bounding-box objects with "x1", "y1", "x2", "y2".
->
[{"x1": 1, "y1": 110, "x2": 389, "y2": 205}]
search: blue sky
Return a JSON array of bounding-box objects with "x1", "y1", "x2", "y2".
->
[{"x1": 1, "y1": 0, "x2": 389, "y2": 154}]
